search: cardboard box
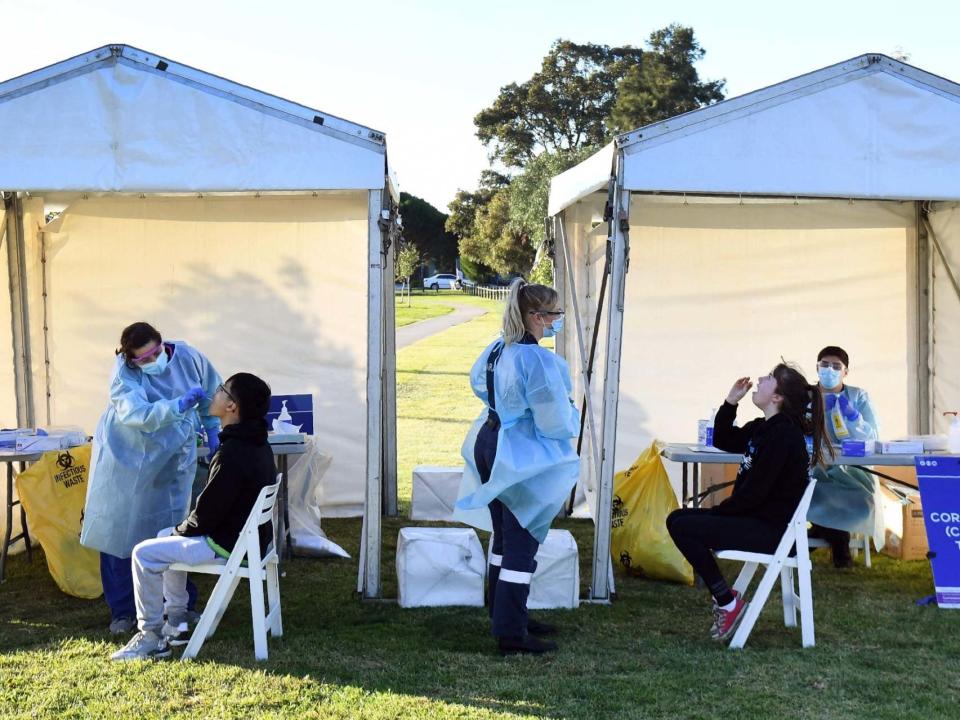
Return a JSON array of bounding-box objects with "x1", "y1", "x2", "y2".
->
[
  {"x1": 880, "y1": 441, "x2": 925, "y2": 455},
  {"x1": 880, "y1": 484, "x2": 929, "y2": 561}
]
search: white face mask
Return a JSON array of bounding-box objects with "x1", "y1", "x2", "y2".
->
[
  {"x1": 818, "y1": 366, "x2": 842, "y2": 389},
  {"x1": 140, "y1": 347, "x2": 169, "y2": 376},
  {"x1": 542, "y1": 316, "x2": 564, "y2": 338}
]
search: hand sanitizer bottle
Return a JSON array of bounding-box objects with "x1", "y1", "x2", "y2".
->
[{"x1": 947, "y1": 412, "x2": 960, "y2": 454}]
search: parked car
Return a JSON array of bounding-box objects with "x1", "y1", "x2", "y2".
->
[{"x1": 422, "y1": 273, "x2": 459, "y2": 290}]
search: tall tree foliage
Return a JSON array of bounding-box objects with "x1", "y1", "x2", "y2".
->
[
  {"x1": 474, "y1": 41, "x2": 644, "y2": 168},
  {"x1": 399, "y1": 192, "x2": 459, "y2": 273},
  {"x1": 458, "y1": 26, "x2": 723, "y2": 279},
  {"x1": 609, "y1": 24, "x2": 725, "y2": 133}
]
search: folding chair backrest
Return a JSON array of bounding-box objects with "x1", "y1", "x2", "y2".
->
[
  {"x1": 232, "y1": 479, "x2": 282, "y2": 570},
  {"x1": 771, "y1": 478, "x2": 817, "y2": 559}
]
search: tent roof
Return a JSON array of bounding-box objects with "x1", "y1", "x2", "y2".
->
[
  {"x1": 549, "y1": 53, "x2": 960, "y2": 215},
  {"x1": 0, "y1": 44, "x2": 390, "y2": 193}
]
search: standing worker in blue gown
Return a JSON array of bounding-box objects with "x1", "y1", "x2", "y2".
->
[
  {"x1": 81, "y1": 322, "x2": 222, "y2": 633},
  {"x1": 454, "y1": 279, "x2": 580, "y2": 656},
  {"x1": 809, "y1": 345, "x2": 881, "y2": 568}
]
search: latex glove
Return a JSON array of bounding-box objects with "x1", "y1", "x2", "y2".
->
[
  {"x1": 177, "y1": 386, "x2": 207, "y2": 413},
  {"x1": 825, "y1": 393, "x2": 838, "y2": 411},
  {"x1": 206, "y1": 427, "x2": 220, "y2": 455},
  {"x1": 838, "y1": 393, "x2": 859, "y2": 421}
]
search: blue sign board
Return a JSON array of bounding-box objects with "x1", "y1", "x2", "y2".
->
[
  {"x1": 915, "y1": 456, "x2": 960, "y2": 609},
  {"x1": 266, "y1": 393, "x2": 314, "y2": 435}
]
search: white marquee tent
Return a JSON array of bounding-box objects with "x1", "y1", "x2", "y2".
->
[
  {"x1": 0, "y1": 45, "x2": 398, "y2": 598},
  {"x1": 548, "y1": 54, "x2": 960, "y2": 602}
]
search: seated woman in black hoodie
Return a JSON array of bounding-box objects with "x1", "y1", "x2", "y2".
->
[
  {"x1": 111, "y1": 372, "x2": 277, "y2": 661},
  {"x1": 666, "y1": 363, "x2": 829, "y2": 643}
]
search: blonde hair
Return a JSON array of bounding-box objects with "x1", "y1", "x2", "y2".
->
[{"x1": 502, "y1": 278, "x2": 559, "y2": 345}]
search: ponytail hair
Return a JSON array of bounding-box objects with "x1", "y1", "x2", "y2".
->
[
  {"x1": 501, "y1": 278, "x2": 559, "y2": 345},
  {"x1": 772, "y1": 362, "x2": 834, "y2": 467}
]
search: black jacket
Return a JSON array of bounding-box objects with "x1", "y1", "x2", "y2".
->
[
  {"x1": 175, "y1": 418, "x2": 276, "y2": 554},
  {"x1": 710, "y1": 401, "x2": 809, "y2": 529}
]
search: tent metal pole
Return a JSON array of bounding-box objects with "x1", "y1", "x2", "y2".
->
[
  {"x1": 589, "y1": 153, "x2": 629, "y2": 603},
  {"x1": 551, "y1": 216, "x2": 566, "y2": 362},
  {"x1": 3, "y1": 193, "x2": 35, "y2": 428},
  {"x1": 914, "y1": 202, "x2": 931, "y2": 434},
  {"x1": 361, "y1": 189, "x2": 385, "y2": 599},
  {"x1": 381, "y1": 195, "x2": 399, "y2": 518},
  {"x1": 555, "y1": 213, "x2": 603, "y2": 513},
  {"x1": 923, "y1": 213, "x2": 960, "y2": 307}
]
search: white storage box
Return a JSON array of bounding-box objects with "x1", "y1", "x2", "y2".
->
[
  {"x1": 489, "y1": 529, "x2": 580, "y2": 610},
  {"x1": 410, "y1": 466, "x2": 463, "y2": 521},
  {"x1": 397, "y1": 527, "x2": 485, "y2": 608}
]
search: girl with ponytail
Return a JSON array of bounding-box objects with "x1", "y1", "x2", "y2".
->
[
  {"x1": 453, "y1": 278, "x2": 580, "y2": 655},
  {"x1": 666, "y1": 362, "x2": 828, "y2": 643}
]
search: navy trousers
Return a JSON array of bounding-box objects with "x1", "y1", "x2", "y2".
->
[
  {"x1": 100, "y1": 551, "x2": 198, "y2": 621},
  {"x1": 474, "y1": 419, "x2": 539, "y2": 639}
]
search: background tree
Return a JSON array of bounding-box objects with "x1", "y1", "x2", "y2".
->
[
  {"x1": 399, "y1": 192, "x2": 459, "y2": 275},
  {"x1": 394, "y1": 243, "x2": 419, "y2": 305},
  {"x1": 474, "y1": 40, "x2": 644, "y2": 167},
  {"x1": 609, "y1": 24, "x2": 725, "y2": 133}
]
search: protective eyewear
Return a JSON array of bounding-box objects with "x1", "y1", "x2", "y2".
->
[
  {"x1": 817, "y1": 360, "x2": 845, "y2": 371},
  {"x1": 216, "y1": 383, "x2": 237, "y2": 404},
  {"x1": 131, "y1": 343, "x2": 163, "y2": 366},
  {"x1": 529, "y1": 309, "x2": 565, "y2": 317}
]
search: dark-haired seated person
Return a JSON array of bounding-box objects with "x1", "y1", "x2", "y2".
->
[{"x1": 111, "y1": 373, "x2": 277, "y2": 661}]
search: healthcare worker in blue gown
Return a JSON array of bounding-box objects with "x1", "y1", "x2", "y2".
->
[
  {"x1": 81, "y1": 322, "x2": 222, "y2": 633},
  {"x1": 454, "y1": 279, "x2": 580, "y2": 656},
  {"x1": 808, "y1": 345, "x2": 881, "y2": 568}
]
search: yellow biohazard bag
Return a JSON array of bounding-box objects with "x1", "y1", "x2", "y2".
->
[
  {"x1": 610, "y1": 441, "x2": 693, "y2": 585},
  {"x1": 15, "y1": 445, "x2": 102, "y2": 598}
]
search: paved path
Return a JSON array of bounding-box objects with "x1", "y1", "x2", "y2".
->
[{"x1": 396, "y1": 302, "x2": 487, "y2": 350}]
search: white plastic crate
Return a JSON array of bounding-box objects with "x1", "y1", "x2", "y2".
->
[
  {"x1": 397, "y1": 527, "x2": 485, "y2": 608},
  {"x1": 410, "y1": 466, "x2": 463, "y2": 521},
  {"x1": 488, "y1": 528, "x2": 580, "y2": 610}
]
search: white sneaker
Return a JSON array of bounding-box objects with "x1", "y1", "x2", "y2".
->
[
  {"x1": 110, "y1": 630, "x2": 172, "y2": 661},
  {"x1": 162, "y1": 621, "x2": 190, "y2": 647},
  {"x1": 108, "y1": 616, "x2": 136, "y2": 635}
]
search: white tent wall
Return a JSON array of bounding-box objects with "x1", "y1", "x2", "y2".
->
[
  {"x1": 0, "y1": 205, "x2": 16, "y2": 423},
  {"x1": 30, "y1": 193, "x2": 370, "y2": 516},
  {"x1": 929, "y1": 202, "x2": 960, "y2": 429},
  {"x1": 562, "y1": 194, "x2": 917, "y2": 505},
  {"x1": 556, "y1": 194, "x2": 609, "y2": 519},
  {"x1": 0, "y1": 203, "x2": 27, "y2": 555}
]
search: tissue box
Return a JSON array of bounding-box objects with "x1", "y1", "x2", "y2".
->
[
  {"x1": 880, "y1": 441, "x2": 925, "y2": 455},
  {"x1": 411, "y1": 466, "x2": 462, "y2": 521},
  {"x1": 397, "y1": 527, "x2": 485, "y2": 608},
  {"x1": 488, "y1": 529, "x2": 580, "y2": 610}
]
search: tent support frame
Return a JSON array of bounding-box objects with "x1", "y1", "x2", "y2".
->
[
  {"x1": 914, "y1": 202, "x2": 931, "y2": 434},
  {"x1": 589, "y1": 158, "x2": 629, "y2": 603},
  {"x1": 382, "y1": 198, "x2": 399, "y2": 518},
  {"x1": 3, "y1": 193, "x2": 34, "y2": 428},
  {"x1": 361, "y1": 189, "x2": 385, "y2": 599}
]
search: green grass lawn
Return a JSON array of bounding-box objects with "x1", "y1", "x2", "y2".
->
[
  {"x1": 394, "y1": 297, "x2": 456, "y2": 327},
  {"x1": 3, "y1": 297, "x2": 959, "y2": 719}
]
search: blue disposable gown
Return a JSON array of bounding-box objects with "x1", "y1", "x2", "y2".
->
[
  {"x1": 453, "y1": 338, "x2": 580, "y2": 543},
  {"x1": 809, "y1": 384, "x2": 882, "y2": 542},
  {"x1": 80, "y1": 341, "x2": 222, "y2": 558}
]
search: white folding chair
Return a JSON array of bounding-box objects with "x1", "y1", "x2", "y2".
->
[
  {"x1": 171, "y1": 477, "x2": 283, "y2": 661},
  {"x1": 716, "y1": 479, "x2": 817, "y2": 649},
  {"x1": 807, "y1": 533, "x2": 872, "y2": 568}
]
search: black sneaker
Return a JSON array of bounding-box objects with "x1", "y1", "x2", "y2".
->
[
  {"x1": 498, "y1": 635, "x2": 558, "y2": 656},
  {"x1": 527, "y1": 618, "x2": 558, "y2": 636}
]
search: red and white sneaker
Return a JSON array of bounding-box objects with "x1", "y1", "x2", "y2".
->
[{"x1": 710, "y1": 591, "x2": 749, "y2": 642}]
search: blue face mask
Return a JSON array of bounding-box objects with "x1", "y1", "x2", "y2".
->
[
  {"x1": 140, "y1": 347, "x2": 169, "y2": 376},
  {"x1": 542, "y1": 316, "x2": 564, "y2": 338},
  {"x1": 818, "y1": 366, "x2": 842, "y2": 389}
]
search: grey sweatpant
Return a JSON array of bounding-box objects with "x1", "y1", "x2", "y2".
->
[{"x1": 131, "y1": 527, "x2": 217, "y2": 633}]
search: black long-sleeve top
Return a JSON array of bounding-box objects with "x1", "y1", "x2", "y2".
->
[
  {"x1": 710, "y1": 400, "x2": 809, "y2": 529},
  {"x1": 175, "y1": 418, "x2": 277, "y2": 553}
]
